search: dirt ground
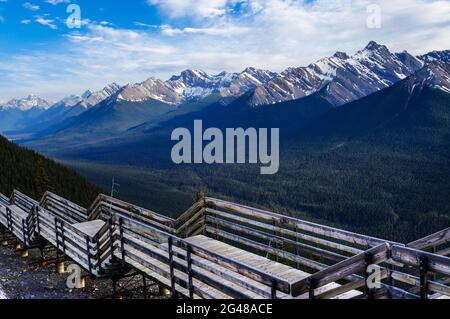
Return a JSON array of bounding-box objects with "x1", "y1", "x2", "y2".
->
[{"x1": 0, "y1": 241, "x2": 163, "y2": 299}]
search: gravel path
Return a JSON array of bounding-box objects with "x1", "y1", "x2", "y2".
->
[
  {"x1": 0, "y1": 243, "x2": 161, "y2": 299},
  {"x1": 0, "y1": 287, "x2": 7, "y2": 299}
]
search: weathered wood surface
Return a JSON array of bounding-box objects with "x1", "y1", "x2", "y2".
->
[
  {"x1": 391, "y1": 245, "x2": 450, "y2": 276},
  {"x1": 437, "y1": 247, "x2": 450, "y2": 257},
  {"x1": 41, "y1": 192, "x2": 89, "y2": 224},
  {"x1": 205, "y1": 197, "x2": 402, "y2": 248},
  {"x1": 206, "y1": 212, "x2": 348, "y2": 264},
  {"x1": 9, "y1": 205, "x2": 29, "y2": 220},
  {"x1": 72, "y1": 220, "x2": 106, "y2": 238},
  {"x1": 291, "y1": 243, "x2": 390, "y2": 297},
  {"x1": 205, "y1": 225, "x2": 328, "y2": 272},
  {"x1": 407, "y1": 228, "x2": 450, "y2": 251},
  {"x1": 11, "y1": 190, "x2": 38, "y2": 212},
  {"x1": 95, "y1": 195, "x2": 174, "y2": 227},
  {"x1": 0, "y1": 194, "x2": 9, "y2": 206},
  {"x1": 186, "y1": 235, "x2": 309, "y2": 284},
  {"x1": 118, "y1": 214, "x2": 292, "y2": 295},
  {"x1": 1, "y1": 190, "x2": 449, "y2": 299}
]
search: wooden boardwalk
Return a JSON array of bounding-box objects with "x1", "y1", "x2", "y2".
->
[{"x1": 0, "y1": 189, "x2": 449, "y2": 299}]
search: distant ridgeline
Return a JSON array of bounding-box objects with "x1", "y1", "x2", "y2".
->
[{"x1": 0, "y1": 135, "x2": 101, "y2": 207}]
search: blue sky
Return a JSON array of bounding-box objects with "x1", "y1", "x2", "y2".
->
[{"x1": 0, "y1": 0, "x2": 449, "y2": 102}]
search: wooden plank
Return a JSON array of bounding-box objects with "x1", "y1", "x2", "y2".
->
[
  {"x1": 206, "y1": 208, "x2": 362, "y2": 255},
  {"x1": 9, "y1": 205, "x2": 29, "y2": 220},
  {"x1": 186, "y1": 235, "x2": 308, "y2": 285},
  {"x1": 175, "y1": 199, "x2": 205, "y2": 228},
  {"x1": 408, "y1": 228, "x2": 450, "y2": 251},
  {"x1": 0, "y1": 193, "x2": 9, "y2": 206},
  {"x1": 437, "y1": 247, "x2": 450, "y2": 257},
  {"x1": 206, "y1": 214, "x2": 347, "y2": 263},
  {"x1": 101, "y1": 202, "x2": 174, "y2": 233},
  {"x1": 206, "y1": 226, "x2": 327, "y2": 272},
  {"x1": 168, "y1": 244, "x2": 282, "y2": 299},
  {"x1": 99, "y1": 195, "x2": 174, "y2": 226},
  {"x1": 291, "y1": 243, "x2": 390, "y2": 297},
  {"x1": 205, "y1": 197, "x2": 401, "y2": 248},
  {"x1": 43, "y1": 192, "x2": 87, "y2": 215},
  {"x1": 118, "y1": 214, "x2": 292, "y2": 294},
  {"x1": 316, "y1": 279, "x2": 365, "y2": 300},
  {"x1": 120, "y1": 244, "x2": 233, "y2": 299},
  {"x1": 72, "y1": 220, "x2": 106, "y2": 238},
  {"x1": 391, "y1": 246, "x2": 450, "y2": 276}
]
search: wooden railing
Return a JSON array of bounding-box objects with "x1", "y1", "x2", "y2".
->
[
  {"x1": 0, "y1": 189, "x2": 449, "y2": 299},
  {"x1": 0, "y1": 193, "x2": 8, "y2": 206},
  {"x1": 390, "y1": 245, "x2": 450, "y2": 299},
  {"x1": 90, "y1": 194, "x2": 176, "y2": 233},
  {"x1": 11, "y1": 190, "x2": 39, "y2": 213},
  {"x1": 40, "y1": 192, "x2": 90, "y2": 224},
  {"x1": 288, "y1": 243, "x2": 450, "y2": 299},
  {"x1": 34, "y1": 205, "x2": 112, "y2": 276},
  {"x1": 202, "y1": 198, "x2": 403, "y2": 273},
  {"x1": 2, "y1": 206, "x2": 33, "y2": 247},
  {"x1": 114, "y1": 213, "x2": 291, "y2": 299},
  {"x1": 408, "y1": 228, "x2": 450, "y2": 255}
]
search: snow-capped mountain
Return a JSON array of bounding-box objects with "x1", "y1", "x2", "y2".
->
[
  {"x1": 165, "y1": 67, "x2": 278, "y2": 100},
  {"x1": 4, "y1": 43, "x2": 449, "y2": 115},
  {"x1": 251, "y1": 41, "x2": 424, "y2": 107},
  {"x1": 3, "y1": 42, "x2": 449, "y2": 141},
  {"x1": 0, "y1": 95, "x2": 51, "y2": 111},
  {"x1": 0, "y1": 96, "x2": 51, "y2": 133},
  {"x1": 418, "y1": 50, "x2": 450, "y2": 64},
  {"x1": 408, "y1": 61, "x2": 450, "y2": 94},
  {"x1": 79, "y1": 82, "x2": 122, "y2": 108},
  {"x1": 113, "y1": 67, "x2": 278, "y2": 105},
  {"x1": 117, "y1": 77, "x2": 182, "y2": 104}
]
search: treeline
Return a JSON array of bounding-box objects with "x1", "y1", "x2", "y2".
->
[{"x1": 0, "y1": 135, "x2": 102, "y2": 207}]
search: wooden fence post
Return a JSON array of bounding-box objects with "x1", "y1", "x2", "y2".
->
[
  {"x1": 419, "y1": 255, "x2": 429, "y2": 300},
  {"x1": 187, "y1": 244, "x2": 194, "y2": 299},
  {"x1": 168, "y1": 237, "x2": 176, "y2": 299}
]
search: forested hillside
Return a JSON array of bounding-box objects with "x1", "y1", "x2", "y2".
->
[
  {"x1": 0, "y1": 135, "x2": 102, "y2": 207},
  {"x1": 57, "y1": 78, "x2": 450, "y2": 243}
]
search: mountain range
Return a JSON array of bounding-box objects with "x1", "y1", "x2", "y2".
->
[{"x1": 2, "y1": 42, "x2": 448, "y2": 142}]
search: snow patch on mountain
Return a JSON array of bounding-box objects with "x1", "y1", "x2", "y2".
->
[
  {"x1": 80, "y1": 83, "x2": 122, "y2": 108},
  {"x1": 251, "y1": 41, "x2": 425, "y2": 107},
  {"x1": 0, "y1": 95, "x2": 51, "y2": 111}
]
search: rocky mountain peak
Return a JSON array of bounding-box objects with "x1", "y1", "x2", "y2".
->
[
  {"x1": 419, "y1": 50, "x2": 450, "y2": 63},
  {"x1": 409, "y1": 61, "x2": 450, "y2": 93},
  {"x1": 0, "y1": 95, "x2": 51, "y2": 111},
  {"x1": 250, "y1": 42, "x2": 426, "y2": 107},
  {"x1": 333, "y1": 52, "x2": 350, "y2": 60},
  {"x1": 364, "y1": 41, "x2": 386, "y2": 52}
]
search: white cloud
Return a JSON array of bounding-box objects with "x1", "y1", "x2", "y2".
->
[
  {"x1": 45, "y1": 0, "x2": 70, "y2": 5},
  {"x1": 159, "y1": 24, "x2": 249, "y2": 37},
  {"x1": 1, "y1": 0, "x2": 449, "y2": 101},
  {"x1": 35, "y1": 15, "x2": 57, "y2": 29},
  {"x1": 148, "y1": 0, "x2": 232, "y2": 19},
  {"x1": 23, "y1": 2, "x2": 40, "y2": 11},
  {"x1": 21, "y1": 19, "x2": 31, "y2": 25}
]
